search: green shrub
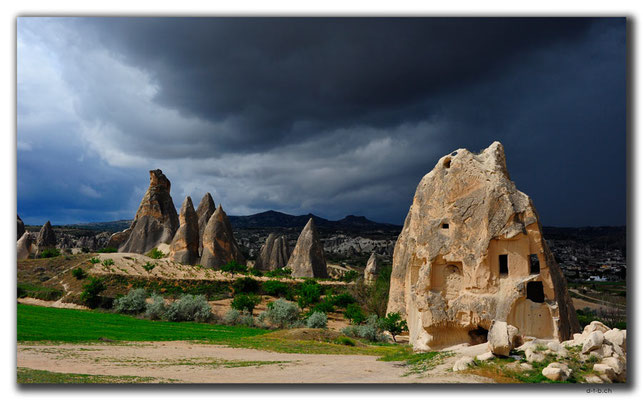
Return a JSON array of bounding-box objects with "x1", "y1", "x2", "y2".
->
[
  {"x1": 239, "y1": 311, "x2": 255, "y2": 327},
  {"x1": 71, "y1": 267, "x2": 87, "y2": 280},
  {"x1": 378, "y1": 312, "x2": 408, "y2": 342},
  {"x1": 306, "y1": 311, "x2": 327, "y2": 328},
  {"x1": 335, "y1": 336, "x2": 356, "y2": 346},
  {"x1": 89, "y1": 257, "x2": 100, "y2": 264},
  {"x1": 349, "y1": 264, "x2": 391, "y2": 317},
  {"x1": 329, "y1": 292, "x2": 356, "y2": 308},
  {"x1": 102, "y1": 258, "x2": 115, "y2": 267},
  {"x1": 80, "y1": 277, "x2": 106, "y2": 308},
  {"x1": 232, "y1": 277, "x2": 260, "y2": 294},
  {"x1": 39, "y1": 248, "x2": 60, "y2": 258},
  {"x1": 164, "y1": 294, "x2": 212, "y2": 322},
  {"x1": 264, "y1": 298, "x2": 301, "y2": 328},
  {"x1": 342, "y1": 315, "x2": 383, "y2": 342},
  {"x1": 262, "y1": 280, "x2": 293, "y2": 298},
  {"x1": 220, "y1": 261, "x2": 248, "y2": 274},
  {"x1": 97, "y1": 247, "x2": 118, "y2": 253},
  {"x1": 249, "y1": 268, "x2": 263, "y2": 277},
  {"x1": 223, "y1": 309, "x2": 241, "y2": 325},
  {"x1": 342, "y1": 270, "x2": 360, "y2": 282},
  {"x1": 145, "y1": 293, "x2": 166, "y2": 320},
  {"x1": 265, "y1": 267, "x2": 292, "y2": 278},
  {"x1": 113, "y1": 288, "x2": 147, "y2": 314},
  {"x1": 231, "y1": 293, "x2": 262, "y2": 314},
  {"x1": 312, "y1": 297, "x2": 335, "y2": 314},
  {"x1": 344, "y1": 303, "x2": 366, "y2": 324},
  {"x1": 145, "y1": 248, "x2": 165, "y2": 259},
  {"x1": 142, "y1": 262, "x2": 156, "y2": 272},
  {"x1": 297, "y1": 279, "x2": 322, "y2": 309}
]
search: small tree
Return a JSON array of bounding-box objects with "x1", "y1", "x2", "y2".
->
[
  {"x1": 71, "y1": 267, "x2": 87, "y2": 280},
  {"x1": 297, "y1": 280, "x2": 321, "y2": 309},
  {"x1": 378, "y1": 312, "x2": 408, "y2": 343},
  {"x1": 80, "y1": 277, "x2": 106, "y2": 308},
  {"x1": 344, "y1": 303, "x2": 366, "y2": 324},
  {"x1": 231, "y1": 293, "x2": 262, "y2": 314}
]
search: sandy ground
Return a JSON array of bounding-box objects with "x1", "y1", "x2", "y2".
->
[
  {"x1": 18, "y1": 297, "x2": 88, "y2": 310},
  {"x1": 17, "y1": 341, "x2": 493, "y2": 384}
]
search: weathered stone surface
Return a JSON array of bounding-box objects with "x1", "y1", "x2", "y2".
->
[
  {"x1": 106, "y1": 228, "x2": 132, "y2": 250},
  {"x1": 287, "y1": 218, "x2": 328, "y2": 278},
  {"x1": 488, "y1": 320, "x2": 512, "y2": 356},
  {"x1": 386, "y1": 142, "x2": 580, "y2": 350},
  {"x1": 35, "y1": 221, "x2": 56, "y2": 256},
  {"x1": 364, "y1": 252, "x2": 383, "y2": 284},
  {"x1": 119, "y1": 169, "x2": 179, "y2": 254},
  {"x1": 542, "y1": 362, "x2": 571, "y2": 381},
  {"x1": 255, "y1": 233, "x2": 290, "y2": 271},
  {"x1": 476, "y1": 351, "x2": 495, "y2": 362},
  {"x1": 604, "y1": 328, "x2": 625, "y2": 350},
  {"x1": 196, "y1": 193, "x2": 216, "y2": 255},
  {"x1": 169, "y1": 196, "x2": 200, "y2": 265},
  {"x1": 452, "y1": 356, "x2": 475, "y2": 372},
  {"x1": 593, "y1": 363, "x2": 616, "y2": 381},
  {"x1": 583, "y1": 321, "x2": 610, "y2": 335},
  {"x1": 582, "y1": 331, "x2": 604, "y2": 354},
  {"x1": 525, "y1": 347, "x2": 546, "y2": 363},
  {"x1": 200, "y1": 205, "x2": 246, "y2": 269},
  {"x1": 17, "y1": 232, "x2": 34, "y2": 260},
  {"x1": 17, "y1": 215, "x2": 25, "y2": 239}
]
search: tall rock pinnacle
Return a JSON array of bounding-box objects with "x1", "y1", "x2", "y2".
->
[
  {"x1": 255, "y1": 233, "x2": 290, "y2": 271},
  {"x1": 200, "y1": 205, "x2": 246, "y2": 269},
  {"x1": 169, "y1": 196, "x2": 200, "y2": 265},
  {"x1": 196, "y1": 192, "x2": 216, "y2": 255},
  {"x1": 287, "y1": 218, "x2": 328, "y2": 278}
]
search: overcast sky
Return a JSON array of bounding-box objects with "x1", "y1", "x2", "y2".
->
[{"x1": 16, "y1": 17, "x2": 625, "y2": 226}]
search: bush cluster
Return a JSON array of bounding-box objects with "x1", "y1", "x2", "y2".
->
[
  {"x1": 39, "y1": 248, "x2": 60, "y2": 258},
  {"x1": 230, "y1": 293, "x2": 261, "y2": 314},
  {"x1": 263, "y1": 298, "x2": 300, "y2": 328},
  {"x1": 220, "y1": 261, "x2": 248, "y2": 274},
  {"x1": 297, "y1": 280, "x2": 322, "y2": 309},
  {"x1": 80, "y1": 277, "x2": 106, "y2": 308},
  {"x1": 262, "y1": 280, "x2": 293, "y2": 299},
  {"x1": 232, "y1": 277, "x2": 260, "y2": 294},
  {"x1": 306, "y1": 311, "x2": 327, "y2": 328},
  {"x1": 264, "y1": 267, "x2": 292, "y2": 278},
  {"x1": 71, "y1": 267, "x2": 87, "y2": 280},
  {"x1": 113, "y1": 288, "x2": 147, "y2": 314},
  {"x1": 343, "y1": 303, "x2": 366, "y2": 324},
  {"x1": 145, "y1": 248, "x2": 165, "y2": 259},
  {"x1": 165, "y1": 294, "x2": 213, "y2": 322},
  {"x1": 145, "y1": 293, "x2": 167, "y2": 320}
]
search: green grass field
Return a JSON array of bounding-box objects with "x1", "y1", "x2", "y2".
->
[{"x1": 17, "y1": 304, "x2": 411, "y2": 357}]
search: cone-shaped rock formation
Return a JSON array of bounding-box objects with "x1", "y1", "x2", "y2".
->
[
  {"x1": 17, "y1": 232, "x2": 34, "y2": 260},
  {"x1": 35, "y1": 221, "x2": 56, "y2": 256},
  {"x1": 387, "y1": 141, "x2": 580, "y2": 351},
  {"x1": 196, "y1": 192, "x2": 216, "y2": 255},
  {"x1": 200, "y1": 205, "x2": 245, "y2": 269},
  {"x1": 364, "y1": 252, "x2": 382, "y2": 284},
  {"x1": 287, "y1": 218, "x2": 328, "y2": 278},
  {"x1": 119, "y1": 169, "x2": 179, "y2": 254},
  {"x1": 169, "y1": 196, "x2": 200, "y2": 265},
  {"x1": 255, "y1": 233, "x2": 291, "y2": 271}
]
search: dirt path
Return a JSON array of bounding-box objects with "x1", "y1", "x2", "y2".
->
[{"x1": 17, "y1": 341, "x2": 493, "y2": 384}]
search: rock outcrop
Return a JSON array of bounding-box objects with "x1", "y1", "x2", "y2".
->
[
  {"x1": 196, "y1": 193, "x2": 216, "y2": 255},
  {"x1": 118, "y1": 169, "x2": 179, "y2": 254},
  {"x1": 169, "y1": 196, "x2": 200, "y2": 265},
  {"x1": 364, "y1": 252, "x2": 382, "y2": 284},
  {"x1": 200, "y1": 205, "x2": 246, "y2": 269},
  {"x1": 35, "y1": 221, "x2": 56, "y2": 256},
  {"x1": 17, "y1": 215, "x2": 25, "y2": 239},
  {"x1": 287, "y1": 218, "x2": 328, "y2": 278},
  {"x1": 17, "y1": 232, "x2": 34, "y2": 260},
  {"x1": 387, "y1": 142, "x2": 580, "y2": 351},
  {"x1": 255, "y1": 233, "x2": 291, "y2": 271}
]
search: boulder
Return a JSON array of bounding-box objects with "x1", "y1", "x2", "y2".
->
[
  {"x1": 196, "y1": 193, "x2": 216, "y2": 255},
  {"x1": 386, "y1": 142, "x2": 579, "y2": 350},
  {"x1": 601, "y1": 356, "x2": 624, "y2": 376},
  {"x1": 583, "y1": 321, "x2": 610, "y2": 335},
  {"x1": 488, "y1": 320, "x2": 512, "y2": 357},
  {"x1": 287, "y1": 218, "x2": 328, "y2": 278},
  {"x1": 476, "y1": 351, "x2": 495, "y2": 362},
  {"x1": 200, "y1": 205, "x2": 245, "y2": 269},
  {"x1": 452, "y1": 356, "x2": 475, "y2": 372},
  {"x1": 17, "y1": 232, "x2": 34, "y2": 260},
  {"x1": 17, "y1": 215, "x2": 25, "y2": 239},
  {"x1": 582, "y1": 331, "x2": 604, "y2": 354},
  {"x1": 255, "y1": 233, "x2": 291, "y2": 271},
  {"x1": 604, "y1": 328, "x2": 626, "y2": 351},
  {"x1": 119, "y1": 169, "x2": 179, "y2": 254},
  {"x1": 525, "y1": 347, "x2": 546, "y2": 363},
  {"x1": 364, "y1": 252, "x2": 382, "y2": 284},
  {"x1": 593, "y1": 363, "x2": 616, "y2": 381},
  {"x1": 106, "y1": 228, "x2": 132, "y2": 250},
  {"x1": 35, "y1": 221, "x2": 56, "y2": 256},
  {"x1": 542, "y1": 362, "x2": 571, "y2": 382},
  {"x1": 169, "y1": 196, "x2": 200, "y2": 265}
]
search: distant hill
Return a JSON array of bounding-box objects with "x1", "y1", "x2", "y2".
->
[{"x1": 57, "y1": 211, "x2": 402, "y2": 233}]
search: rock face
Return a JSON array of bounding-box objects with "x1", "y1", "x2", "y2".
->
[
  {"x1": 118, "y1": 169, "x2": 179, "y2": 254},
  {"x1": 169, "y1": 196, "x2": 200, "y2": 265},
  {"x1": 35, "y1": 221, "x2": 56, "y2": 256},
  {"x1": 200, "y1": 205, "x2": 246, "y2": 269},
  {"x1": 364, "y1": 252, "x2": 382, "y2": 284},
  {"x1": 17, "y1": 215, "x2": 25, "y2": 239},
  {"x1": 17, "y1": 232, "x2": 34, "y2": 260},
  {"x1": 386, "y1": 142, "x2": 580, "y2": 351},
  {"x1": 255, "y1": 233, "x2": 291, "y2": 271},
  {"x1": 196, "y1": 193, "x2": 216, "y2": 255},
  {"x1": 287, "y1": 218, "x2": 328, "y2": 278}
]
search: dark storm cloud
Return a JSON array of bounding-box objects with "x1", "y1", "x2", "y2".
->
[{"x1": 17, "y1": 17, "x2": 625, "y2": 226}]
